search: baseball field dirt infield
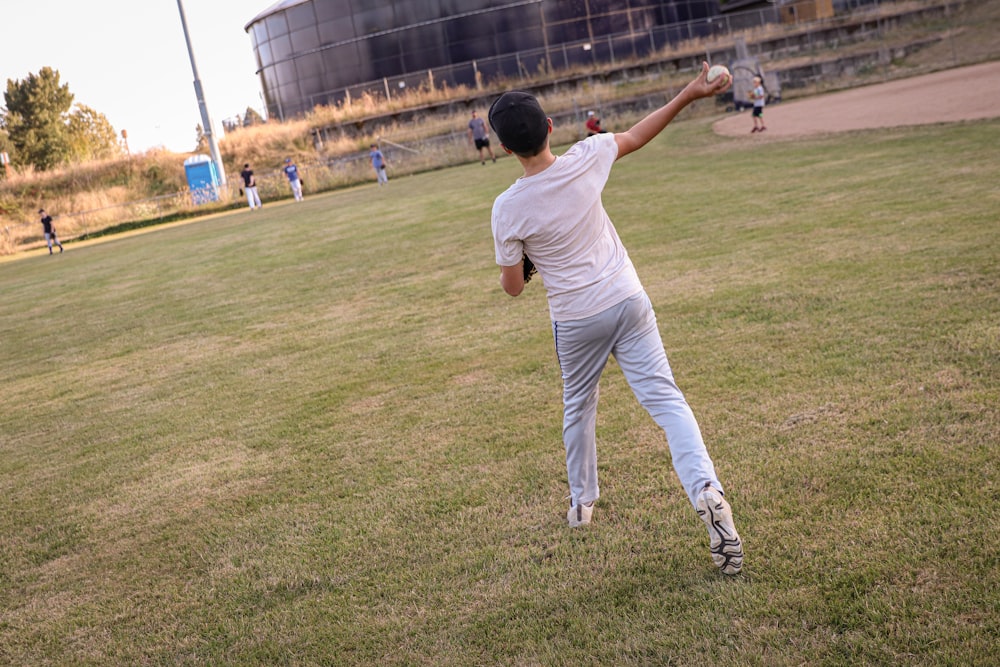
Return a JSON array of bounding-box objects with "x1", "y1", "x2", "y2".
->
[{"x1": 712, "y1": 60, "x2": 1000, "y2": 137}]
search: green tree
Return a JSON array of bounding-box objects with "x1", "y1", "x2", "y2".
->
[
  {"x1": 0, "y1": 129, "x2": 11, "y2": 180},
  {"x1": 243, "y1": 107, "x2": 264, "y2": 127},
  {"x1": 2, "y1": 67, "x2": 74, "y2": 171},
  {"x1": 66, "y1": 104, "x2": 122, "y2": 162}
]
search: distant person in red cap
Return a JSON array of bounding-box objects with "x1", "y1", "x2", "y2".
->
[{"x1": 585, "y1": 110, "x2": 605, "y2": 136}]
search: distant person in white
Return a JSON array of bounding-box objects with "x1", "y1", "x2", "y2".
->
[
  {"x1": 750, "y1": 76, "x2": 767, "y2": 133},
  {"x1": 240, "y1": 163, "x2": 263, "y2": 209}
]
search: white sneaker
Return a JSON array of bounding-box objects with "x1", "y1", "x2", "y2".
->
[
  {"x1": 695, "y1": 486, "x2": 744, "y2": 575},
  {"x1": 567, "y1": 501, "x2": 594, "y2": 527}
]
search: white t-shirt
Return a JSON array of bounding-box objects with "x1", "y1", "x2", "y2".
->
[{"x1": 492, "y1": 133, "x2": 643, "y2": 321}]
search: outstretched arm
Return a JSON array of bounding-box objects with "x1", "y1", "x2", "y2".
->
[{"x1": 614, "y1": 62, "x2": 731, "y2": 160}]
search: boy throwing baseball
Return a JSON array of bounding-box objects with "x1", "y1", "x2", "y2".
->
[{"x1": 488, "y1": 62, "x2": 744, "y2": 575}]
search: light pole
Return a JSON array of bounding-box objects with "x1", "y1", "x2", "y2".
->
[{"x1": 176, "y1": 0, "x2": 227, "y2": 187}]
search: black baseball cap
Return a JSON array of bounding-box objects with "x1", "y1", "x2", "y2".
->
[{"x1": 488, "y1": 91, "x2": 548, "y2": 155}]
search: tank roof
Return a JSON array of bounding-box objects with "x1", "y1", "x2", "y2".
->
[{"x1": 245, "y1": 0, "x2": 311, "y2": 31}]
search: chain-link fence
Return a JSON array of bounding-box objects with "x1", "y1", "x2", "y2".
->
[
  {"x1": 3, "y1": 0, "x2": 969, "y2": 255},
  {"x1": 2, "y1": 192, "x2": 193, "y2": 255},
  {"x1": 304, "y1": 5, "x2": 788, "y2": 113}
]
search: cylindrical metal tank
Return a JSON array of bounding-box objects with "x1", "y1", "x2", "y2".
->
[{"x1": 246, "y1": 0, "x2": 721, "y2": 120}]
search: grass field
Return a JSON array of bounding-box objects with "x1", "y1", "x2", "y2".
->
[{"x1": 1, "y1": 114, "x2": 997, "y2": 665}]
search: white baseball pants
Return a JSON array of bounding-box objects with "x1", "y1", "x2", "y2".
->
[{"x1": 553, "y1": 291, "x2": 723, "y2": 510}]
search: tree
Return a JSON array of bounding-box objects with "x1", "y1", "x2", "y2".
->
[
  {"x1": 0, "y1": 129, "x2": 11, "y2": 180},
  {"x1": 2, "y1": 67, "x2": 74, "y2": 170},
  {"x1": 66, "y1": 104, "x2": 122, "y2": 162},
  {"x1": 243, "y1": 107, "x2": 264, "y2": 127},
  {"x1": 2, "y1": 67, "x2": 121, "y2": 170}
]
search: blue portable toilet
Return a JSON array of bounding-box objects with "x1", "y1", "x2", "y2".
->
[{"x1": 183, "y1": 155, "x2": 220, "y2": 204}]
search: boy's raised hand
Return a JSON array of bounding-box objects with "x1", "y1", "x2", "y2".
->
[
  {"x1": 687, "y1": 61, "x2": 733, "y2": 100},
  {"x1": 615, "y1": 61, "x2": 733, "y2": 159}
]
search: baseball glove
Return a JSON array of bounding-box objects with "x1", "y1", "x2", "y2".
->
[{"x1": 523, "y1": 254, "x2": 537, "y2": 283}]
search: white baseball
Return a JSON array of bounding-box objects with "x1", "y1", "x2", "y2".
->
[{"x1": 706, "y1": 65, "x2": 731, "y2": 85}]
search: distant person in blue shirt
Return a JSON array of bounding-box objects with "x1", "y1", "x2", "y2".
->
[
  {"x1": 369, "y1": 144, "x2": 389, "y2": 186},
  {"x1": 283, "y1": 158, "x2": 304, "y2": 201}
]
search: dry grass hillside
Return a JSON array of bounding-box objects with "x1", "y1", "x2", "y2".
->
[{"x1": 1, "y1": 0, "x2": 997, "y2": 255}]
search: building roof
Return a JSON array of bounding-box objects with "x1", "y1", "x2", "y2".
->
[{"x1": 245, "y1": 0, "x2": 311, "y2": 31}]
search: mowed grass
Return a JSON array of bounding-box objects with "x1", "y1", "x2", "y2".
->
[{"x1": 1, "y1": 115, "x2": 997, "y2": 666}]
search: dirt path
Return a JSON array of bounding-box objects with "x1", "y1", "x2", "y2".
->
[{"x1": 712, "y1": 60, "x2": 1000, "y2": 137}]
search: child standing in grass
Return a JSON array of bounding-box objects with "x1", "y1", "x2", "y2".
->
[
  {"x1": 467, "y1": 110, "x2": 497, "y2": 164},
  {"x1": 38, "y1": 209, "x2": 63, "y2": 254},
  {"x1": 488, "y1": 62, "x2": 744, "y2": 575},
  {"x1": 369, "y1": 144, "x2": 389, "y2": 185},
  {"x1": 750, "y1": 76, "x2": 767, "y2": 133},
  {"x1": 240, "y1": 163, "x2": 263, "y2": 210},
  {"x1": 283, "y1": 158, "x2": 304, "y2": 201}
]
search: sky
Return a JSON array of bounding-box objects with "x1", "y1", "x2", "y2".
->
[{"x1": 2, "y1": 0, "x2": 271, "y2": 154}]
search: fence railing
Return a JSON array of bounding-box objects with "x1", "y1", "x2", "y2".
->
[
  {"x1": 303, "y1": 6, "x2": 786, "y2": 115},
  {"x1": 3, "y1": 0, "x2": 960, "y2": 256},
  {"x1": 2, "y1": 192, "x2": 194, "y2": 255}
]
